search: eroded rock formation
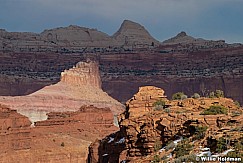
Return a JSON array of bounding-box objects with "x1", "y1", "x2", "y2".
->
[
  {"x1": 61, "y1": 60, "x2": 101, "y2": 88},
  {"x1": 0, "y1": 104, "x2": 31, "y2": 152},
  {"x1": 89, "y1": 86, "x2": 243, "y2": 162},
  {"x1": 0, "y1": 60, "x2": 124, "y2": 123},
  {"x1": 0, "y1": 104, "x2": 118, "y2": 163}
]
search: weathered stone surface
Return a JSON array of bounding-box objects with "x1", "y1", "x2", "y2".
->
[
  {"x1": 0, "y1": 61, "x2": 124, "y2": 123},
  {"x1": 0, "y1": 104, "x2": 118, "y2": 163},
  {"x1": 61, "y1": 60, "x2": 101, "y2": 88},
  {"x1": 124, "y1": 86, "x2": 167, "y2": 118},
  {"x1": 0, "y1": 104, "x2": 31, "y2": 152},
  {"x1": 90, "y1": 86, "x2": 243, "y2": 162}
]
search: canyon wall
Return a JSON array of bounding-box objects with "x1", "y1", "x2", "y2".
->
[
  {"x1": 0, "y1": 20, "x2": 242, "y2": 105},
  {"x1": 0, "y1": 104, "x2": 118, "y2": 163}
]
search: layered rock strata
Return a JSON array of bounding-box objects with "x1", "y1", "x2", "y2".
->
[
  {"x1": 0, "y1": 104, "x2": 118, "y2": 163},
  {"x1": 0, "y1": 61, "x2": 124, "y2": 123},
  {"x1": 0, "y1": 20, "x2": 158, "y2": 53},
  {"x1": 0, "y1": 21, "x2": 242, "y2": 105}
]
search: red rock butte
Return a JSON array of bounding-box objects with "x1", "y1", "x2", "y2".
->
[{"x1": 0, "y1": 60, "x2": 124, "y2": 124}]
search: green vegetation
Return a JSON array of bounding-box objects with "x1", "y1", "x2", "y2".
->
[
  {"x1": 200, "y1": 105, "x2": 228, "y2": 115},
  {"x1": 234, "y1": 101, "x2": 241, "y2": 107},
  {"x1": 154, "y1": 140, "x2": 162, "y2": 152},
  {"x1": 153, "y1": 99, "x2": 166, "y2": 110},
  {"x1": 191, "y1": 93, "x2": 200, "y2": 99},
  {"x1": 215, "y1": 90, "x2": 224, "y2": 98},
  {"x1": 209, "y1": 90, "x2": 224, "y2": 98},
  {"x1": 194, "y1": 126, "x2": 208, "y2": 140},
  {"x1": 225, "y1": 140, "x2": 243, "y2": 158},
  {"x1": 231, "y1": 111, "x2": 242, "y2": 117},
  {"x1": 226, "y1": 151, "x2": 243, "y2": 158},
  {"x1": 165, "y1": 141, "x2": 175, "y2": 151},
  {"x1": 216, "y1": 137, "x2": 227, "y2": 153},
  {"x1": 152, "y1": 155, "x2": 161, "y2": 163},
  {"x1": 172, "y1": 92, "x2": 187, "y2": 100},
  {"x1": 174, "y1": 154, "x2": 197, "y2": 163},
  {"x1": 164, "y1": 108, "x2": 170, "y2": 113},
  {"x1": 173, "y1": 140, "x2": 193, "y2": 158}
]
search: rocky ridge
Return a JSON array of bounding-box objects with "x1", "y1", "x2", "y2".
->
[
  {"x1": 163, "y1": 31, "x2": 226, "y2": 47},
  {"x1": 0, "y1": 20, "x2": 159, "y2": 53}
]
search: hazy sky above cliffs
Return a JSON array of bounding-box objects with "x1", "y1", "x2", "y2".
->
[{"x1": 1, "y1": 0, "x2": 243, "y2": 43}]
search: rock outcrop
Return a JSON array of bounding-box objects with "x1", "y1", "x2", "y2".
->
[
  {"x1": 0, "y1": 104, "x2": 118, "y2": 163},
  {"x1": 0, "y1": 60, "x2": 124, "y2": 124},
  {"x1": 113, "y1": 20, "x2": 160, "y2": 47},
  {"x1": 60, "y1": 60, "x2": 101, "y2": 88},
  {"x1": 0, "y1": 104, "x2": 31, "y2": 152},
  {"x1": 89, "y1": 86, "x2": 243, "y2": 162}
]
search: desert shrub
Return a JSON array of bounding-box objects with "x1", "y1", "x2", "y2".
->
[
  {"x1": 231, "y1": 111, "x2": 242, "y2": 117},
  {"x1": 61, "y1": 142, "x2": 65, "y2": 147},
  {"x1": 209, "y1": 91, "x2": 215, "y2": 98},
  {"x1": 216, "y1": 137, "x2": 227, "y2": 153},
  {"x1": 174, "y1": 154, "x2": 197, "y2": 163},
  {"x1": 235, "y1": 141, "x2": 243, "y2": 151},
  {"x1": 173, "y1": 141, "x2": 193, "y2": 158},
  {"x1": 226, "y1": 151, "x2": 243, "y2": 158},
  {"x1": 234, "y1": 101, "x2": 241, "y2": 107},
  {"x1": 209, "y1": 90, "x2": 224, "y2": 98},
  {"x1": 200, "y1": 105, "x2": 228, "y2": 115},
  {"x1": 230, "y1": 127, "x2": 241, "y2": 132},
  {"x1": 172, "y1": 92, "x2": 187, "y2": 100},
  {"x1": 191, "y1": 93, "x2": 200, "y2": 99},
  {"x1": 164, "y1": 108, "x2": 170, "y2": 113},
  {"x1": 215, "y1": 90, "x2": 224, "y2": 98},
  {"x1": 154, "y1": 140, "x2": 162, "y2": 152},
  {"x1": 153, "y1": 99, "x2": 166, "y2": 110},
  {"x1": 165, "y1": 141, "x2": 175, "y2": 151},
  {"x1": 181, "y1": 94, "x2": 188, "y2": 100},
  {"x1": 194, "y1": 126, "x2": 208, "y2": 140},
  {"x1": 152, "y1": 155, "x2": 161, "y2": 163}
]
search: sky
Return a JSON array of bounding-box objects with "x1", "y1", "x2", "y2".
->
[{"x1": 0, "y1": 0, "x2": 243, "y2": 43}]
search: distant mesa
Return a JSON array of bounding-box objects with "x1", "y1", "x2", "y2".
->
[
  {"x1": 163, "y1": 31, "x2": 226, "y2": 45},
  {"x1": 40, "y1": 25, "x2": 119, "y2": 47},
  {"x1": 0, "y1": 20, "x2": 160, "y2": 51},
  {"x1": 163, "y1": 31, "x2": 200, "y2": 44}
]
